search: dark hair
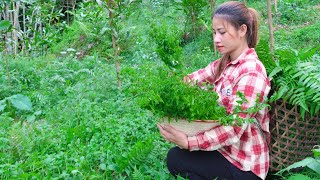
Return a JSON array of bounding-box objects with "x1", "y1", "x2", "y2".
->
[
  {"x1": 212, "y1": 1, "x2": 259, "y2": 82},
  {"x1": 213, "y1": 1, "x2": 259, "y2": 48}
]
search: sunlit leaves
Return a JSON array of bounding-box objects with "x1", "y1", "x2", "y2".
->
[{"x1": 0, "y1": 94, "x2": 33, "y2": 112}]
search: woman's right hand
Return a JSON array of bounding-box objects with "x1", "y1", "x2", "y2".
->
[{"x1": 183, "y1": 76, "x2": 191, "y2": 83}]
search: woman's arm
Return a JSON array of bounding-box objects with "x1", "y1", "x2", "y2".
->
[{"x1": 186, "y1": 61, "x2": 218, "y2": 86}]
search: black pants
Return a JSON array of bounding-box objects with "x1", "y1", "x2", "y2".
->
[{"x1": 167, "y1": 147, "x2": 261, "y2": 180}]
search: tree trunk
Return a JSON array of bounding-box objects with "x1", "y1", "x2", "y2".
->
[
  {"x1": 22, "y1": 3, "x2": 26, "y2": 54},
  {"x1": 107, "y1": 1, "x2": 122, "y2": 91},
  {"x1": 13, "y1": 1, "x2": 20, "y2": 56},
  {"x1": 5, "y1": 46, "x2": 10, "y2": 84},
  {"x1": 5, "y1": 2, "x2": 12, "y2": 54},
  {"x1": 267, "y1": 0, "x2": 274, "y2": 54},
  {"x1": 210, "y1": 0, "x2": 217, "y2": 56}
]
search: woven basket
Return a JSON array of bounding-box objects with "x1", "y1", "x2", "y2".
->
[
  {"x1": 159, "y1": 117, "x2": 220, "y2": 136},
  {"x1": 269, "y1": 100, "x2": 320, "y2": 172}
]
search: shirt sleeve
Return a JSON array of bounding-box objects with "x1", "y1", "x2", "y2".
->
[
  {"x1": 187, "y1": 71, "x2": 270, "y2": 151},
  {"x1": 187, "y1": 61, "x2": 218, "y2": 86}
]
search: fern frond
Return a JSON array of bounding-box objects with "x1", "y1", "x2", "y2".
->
[
  {"x1": 271, "y1": 46, "x2": 320, "y2": 115},
  {"x1": 132, "y1": 166, "x2": 145, "y2": 180},
  {"x1": 256, "y1": 38, "x2": 276, "y2": 74},
  {"x1": 298, "y1": 45, "x2": 320, "y2": 61}
]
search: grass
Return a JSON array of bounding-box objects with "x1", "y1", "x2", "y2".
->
[
  {"x1": 274, "y1": 21, "x2": 320, "y2": 50},
  {"x1": 0, "y1": 55, "x2": 173, "y2": 179}
]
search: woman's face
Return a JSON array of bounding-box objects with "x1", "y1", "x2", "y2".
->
[{"x1": 212, "y1": 17, "x2": 246, "y2": 56}]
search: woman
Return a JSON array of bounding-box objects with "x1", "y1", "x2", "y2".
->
[{"x1": 158, "y1": 1, "x2": 271, "y2": 180}]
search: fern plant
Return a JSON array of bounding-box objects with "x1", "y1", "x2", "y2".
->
[{"x1": 268, "y1": 46, "x2": 320, "y2": 118}]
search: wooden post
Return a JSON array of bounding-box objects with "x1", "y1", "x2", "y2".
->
[
  {"x1": 267, "y1": 0, "x2": 274, "y2": 54},
  {"x1": 5, "y1": 1, "x2": 12, "y2": 54}
]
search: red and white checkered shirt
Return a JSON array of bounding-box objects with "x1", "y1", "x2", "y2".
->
[{"x1": 186, "y1": 48, "x2": 271, "y2": 179}]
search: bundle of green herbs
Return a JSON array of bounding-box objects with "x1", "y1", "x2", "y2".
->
[
  {"x1": 136, "y1": 68, "x2": 225, "y2": 121},
  {"x1": 135, "y1": 67, "x2": 266, "y2": 125},
  {"x1": 138, "y1": 68, "x2": 225, "y2": 118}
]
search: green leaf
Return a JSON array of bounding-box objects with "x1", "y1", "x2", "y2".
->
[
  {"x1": 276, "y1": 157, "x2": 319, "y2": 175},
  {"x1": 26, "y1": 115, "x2": 36, "y2": 123},
  {"x1": 107, "y1": 164, "x2": 116, "y2": 171},
  {"x1": 268, "y1": 66, "x2": 282, "y2": 80},
  {"x1": 307, "y1": 159, "x2": 320, "y2": 174},
  {"x1": 309, "y1": 103, "x2": 316, "y2": 116},
  {"x1": 276, "y1": 86, "x2": 289, "y2": 100},
  {"x1": 315, "y1": 104, "x2": 320, "y2": 114},
  {"x1": 287, "y1": 174, "x2": 311, "y2": 180},
  {"x1": 99, "y1": 163, "x2": 107, "y2": 171},
  {"x1": 8, "y1": 94, "x2": 33, "y2": 111},
  {"x1": 299, "y1": 45, "x2": 320, "y2": 61},
  {"x1": 0, "y1": 20, "x2": 11, "y2": 31},
  {"x1": 300, "y1": 107, "x2": 306, "y2": 120},
  {"x1": 312, "y1": 146, "x2": 320, "y2": 158},
  {"x1": 0, "y1": 99, "x2": 6, "y2": 112}
]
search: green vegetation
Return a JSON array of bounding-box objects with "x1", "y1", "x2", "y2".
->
[{"x1": 1, "y1": 0, "x2": 319, "y2": 179}]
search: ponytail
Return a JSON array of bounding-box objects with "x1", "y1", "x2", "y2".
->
[{"x1": 248, "y1": 8, "x2": 259, "y2": 48}]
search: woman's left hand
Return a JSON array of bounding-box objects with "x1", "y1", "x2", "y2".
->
[{"x1": 157, "y1": 124, "x2": 188, "y2": 149}]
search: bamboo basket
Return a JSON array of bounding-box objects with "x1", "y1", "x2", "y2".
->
[
  {"x1": 159, "y1": 117, "x2": 220, "y2": 136},
  {"x1": 269, "y1": 100, "x2": 320, "y2": 172}
]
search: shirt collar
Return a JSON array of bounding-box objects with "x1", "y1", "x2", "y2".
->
[{"x1": 229, "y1": 48, "x2": 256, "y2": 65}]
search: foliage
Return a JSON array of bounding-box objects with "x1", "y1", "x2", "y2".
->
[
  {"x1": 274, "y1": 21, "x2": 320, "y2": 50},
  {"x1": 275, "y1": 146, "x2": 320, "y2": 179},
  {"x1": 174, "y1": 0, "x2": 209, "y2": 41},
  {"x1": 255, "y1": 37, "x2": 276, "y2": 75},
  {"x1": 0, "y1": 55, "x2": 173, "y2": 179},
  {"x1": 0, "y1": 20, "x2": 11, "y2": 31},
  {"x1": 269, "y1": 46, "x2": 320, "y2": 118},
  {"x1": 275, "y1": 0, "x2": 319, "y2": 25},
  {"x1": 150, "y1": 21, "x2": 183, "y2": 70}
]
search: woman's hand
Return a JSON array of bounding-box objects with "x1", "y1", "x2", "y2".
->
[
  {"x1": 183, "y1": 76, "x2": 191, "y2": 83},
  {"x1": 157, "y1": 124, "x2": 188, "y2": 149}
]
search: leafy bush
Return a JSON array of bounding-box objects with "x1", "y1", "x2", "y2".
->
[
  {"x1": 275, "y1": 0, "x2": 319, "y2": 25},
  {"x1": 150, "y1": 21, "x2": 183, "y2": 69},
  {"x1": 174, "y1": 0, "x2": 209, "y2": 41},
  {"x1": 268, "y1": 46, "x2": 320, "y2": 118}
]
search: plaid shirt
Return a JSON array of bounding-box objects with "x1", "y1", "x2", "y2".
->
[{"x1": 186, "y1": 48, "x2": 271, "y2": 179}]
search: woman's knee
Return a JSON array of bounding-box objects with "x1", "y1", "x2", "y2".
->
[{"x1": 166, "y1": 147, "x2": 185, "y2": 174}]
